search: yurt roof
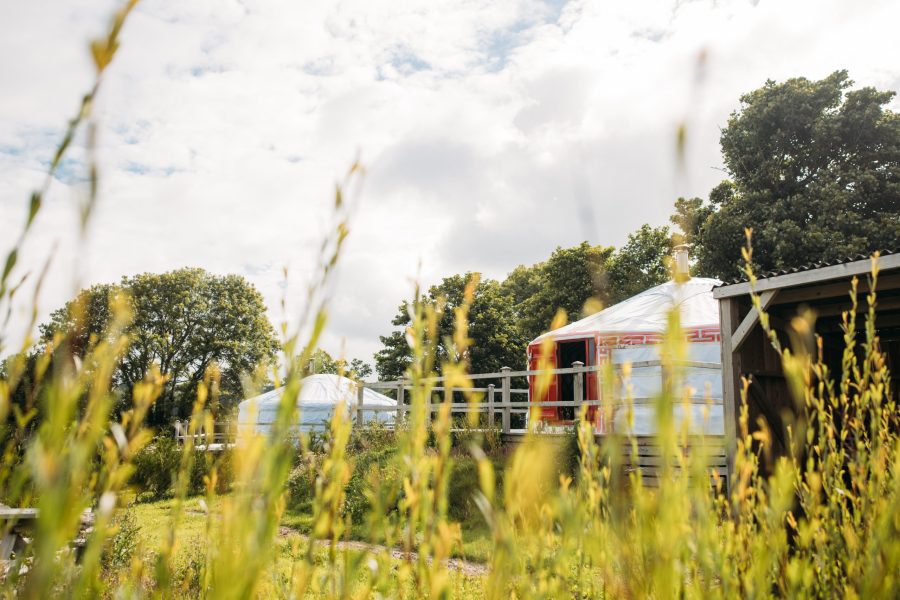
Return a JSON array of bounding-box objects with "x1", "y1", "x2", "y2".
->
[
  {"x1": 238, "y1": 374, "x2": 395, "y2": 410},
  {"x1": 530, "y1": 277, "x2": 722, "y2": 345}
]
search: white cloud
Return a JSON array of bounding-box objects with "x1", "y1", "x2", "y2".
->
[{"x1": 1, "y1": 0, "x2": 899, "y2": 370}]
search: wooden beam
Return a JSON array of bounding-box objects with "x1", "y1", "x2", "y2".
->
[
  {"x1": 771, "y1": 273, "x2": 900, "y2": 306},
  {"x1": 719, "y1": 297, "x2": 742, "y2": 495},
  {"x1": 811, "y1": 295, "x2": 900, "y2": 319},
  {"x1": 731, "y1": 290, "x2": 778, "y2": 352},
  {"x1": 713, "y1": 253, "x2": 900, "y2": 299},
  {"x1": 816, "y1": 313, "x2": 900, "y2": 332}
]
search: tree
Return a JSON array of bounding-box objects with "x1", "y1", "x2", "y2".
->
[
  {"x1": 505, "y1": 243, "x2": 614, "y2": 342},
  {"x1": 374, "y1": 235, "x2": 679, "y2": 381},
  {"x1": 306, "y1": 348, "x2": 373, "y2": 380},
  {"x1": 606, "y1": 225, "x2": 674, "y2": 304},
  {"x1": 670, "y1": 197, "x2": 713, "y2": 249},
  {"x1": 689, "y1": 70, "x2": 900, "y2": 279},
  {"x1": 40, "y1": 268, "x2": 279, "y2": 426},
  {"x1": 375, "y1": 274, "x2": 526, "y2": 380},
  {"x1": 500, "y1": 264, "x2": 543, "y2": 309}
]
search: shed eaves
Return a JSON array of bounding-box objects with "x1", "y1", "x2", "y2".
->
[{"x1": 712, "y1": 250, "x2": 900, "y2": 300}]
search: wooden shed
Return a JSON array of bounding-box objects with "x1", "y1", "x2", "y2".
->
[{"x1": 713, "y1": 252, "x2": 900, "y2": 486}]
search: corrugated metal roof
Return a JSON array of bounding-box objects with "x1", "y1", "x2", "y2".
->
[{"x1": 717, "y1": 249, "x2": 899, "y2": 288}]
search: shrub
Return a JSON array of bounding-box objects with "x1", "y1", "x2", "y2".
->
[
  {"x1": 449, "y1": 419, "x2": 503, "y2": 456},
  {"x1": 131, "y1": 437, "x2": 233, "y2": 500},
  {"x1": 286, "y1": 452, "x2": 322, "y2": 511},
  {"x1": 347, "y1": 421, "x2": 396, "y2": 454},
  {"x1": 447, "y1": 455, "x2": 504, "y2": 524},
  {"x1": 131, "y1": 437, "x2": 181, "y2": 500},
  {"x1": 102, "y1": 509, "x2": 140, "y2": 573},
  {"x1": 342, "y1": 446, "x2": 399, "y2": 523},
  {"x1": 173, "y1": 541, "x2": 206, "y2": 597}
]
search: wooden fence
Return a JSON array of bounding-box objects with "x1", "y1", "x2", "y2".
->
[
  {"x1": 356, "y1": 360, "x2": 721, "y2": 434},
  {"x1": 174, "y1": 360, "x2": 726, "y2": 485}
]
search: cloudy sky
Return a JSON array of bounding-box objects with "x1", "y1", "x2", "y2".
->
[{"x1": 2, "y1": 0, "x2": 899, "y2": 371}]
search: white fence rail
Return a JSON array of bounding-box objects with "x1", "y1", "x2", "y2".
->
[
  {"x1": 356, "y1": 360, "x2": 720, "y2": 434},
  {"x1": 175, "y1": 360, "x2": 721, "y2": 442}
]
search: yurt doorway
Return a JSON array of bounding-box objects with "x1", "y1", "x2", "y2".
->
[{"x1": 557, "y1": 340, "x2": 588, "y2": 420}]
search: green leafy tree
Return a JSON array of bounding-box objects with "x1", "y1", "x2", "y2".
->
[
  {"x1": 500, "y1": 264, "x2": 543, "y2": 309},
  {"x1": 375, "y1": 236, "x2": 673, "y2": 378},
  {"x1": 306, "y1": 348, "x2": 373, "y2": 380},
  {"x1": 506, "y1": 243, "x2": 614, "y2": 342},
  {"x1": 40, "y1": 268, "x2": 279, "y2": 426},
  {"x1": 606, "y1": 225, "x2": 674, "y2": 303},
  {"x1": 375, "y1": 274, "x2": 526, "y2": 380},
  {"x1": 689, "y1": 70, "x2": 900, "y2": 278},
  {"x1": 670, "y1": 197, "x2": 714, "y2": 249}
]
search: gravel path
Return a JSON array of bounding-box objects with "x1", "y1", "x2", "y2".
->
[{"x1": 277, "y1": 526, "x2": 488, "y2": 577}]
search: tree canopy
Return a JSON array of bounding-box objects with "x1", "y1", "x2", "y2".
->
[
  {"x1": 40, "y1": 268, "x2": 279, "y2": 426},
  {"x1": 375, "y1": 274, "x2": 526, "y2": 381},
  {"x1": 503, "y1": 242, "x2": 614, "y2": 343},
  {"x1": 605, "y1": 225, "x2": 674, "y2": 304},
  {"x1": 372, "y1": 70, "x2": 899, "y2": 382},
  {"x1": 306, "y1": 348, "x2": 373, "y2": 380},
  {"x1": 375, "y1": 233, "x2": 675, "y2": 380},
  {"x1": 498, "y1": 232, "x2": 673, "y2": 343},
  {"x1": 685, "y1": 70, "x2": 900, "y2": 279}
]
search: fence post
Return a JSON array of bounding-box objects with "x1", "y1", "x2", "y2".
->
[
  {"x1": 356, "y1": 383, "x2": 364, "y2": 428},
  {"x1": 501, "y1": 367, "x2": 511, "y2": 433},
  {"x1": 308, "y1": 359, "x2": 315, "y2": 375},
  {"x1": 487, "y1": 384, "x2": 495, "y2": 427},
  {"x1": 174, "y1": 420, "x2": 183, "y2": 444},
  {"x1": 397, "y1": 379, "x2": 406, "y2": 424},
  {"x1": 572, "y1": 361, "x2": 584, "y2": 421}
]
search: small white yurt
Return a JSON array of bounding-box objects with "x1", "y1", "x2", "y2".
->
[
  {"x1": 527, "y1": 271, "x2": 724, "y2": 435},
  {"x1": 237, "y1": 374, "x2": 396, "y2": 437}
]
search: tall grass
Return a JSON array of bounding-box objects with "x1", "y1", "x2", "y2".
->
[{"x1": 1, "y1": 2, "x2": 899, "y2": 597}]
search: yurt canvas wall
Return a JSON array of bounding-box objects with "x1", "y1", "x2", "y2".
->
[
  {"x1": 527, "y1": 278, "x2": 724, "y2": 434},
  {"x1": 237, "y1": 374, "x2": 396, "y2": 437}
]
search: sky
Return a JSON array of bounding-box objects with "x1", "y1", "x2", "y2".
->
[{"x1": 2, "y1": 0, "x2": 899, "y2": 373}]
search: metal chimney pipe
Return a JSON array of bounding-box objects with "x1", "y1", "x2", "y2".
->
[{"x1": 674, "y1": 244, "x2": 690, "y2": 281}]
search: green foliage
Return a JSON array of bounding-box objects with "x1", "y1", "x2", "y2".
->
[
  {"x1": 286, "y1": 453, "x2": 323, "y2": 512},
  {"x1": 446, "y1": 454, "x2": 504, "y2": 524},
  {"x1": 685, "y1": 70, "x2": 900, "y2": 278},
  {"x1": 605, "y1": 224, "x2": 674, "y2": 304},
  {"x1": 347, "y1": 421, "x2": 397, "y2": 454},
  {"x1": 670, "y1": 196, "x2": 713, "y2": 249},
  {"x1": 376, "y1": 234, "x2": 675, "y2": 373},
  {"x1": 131, "y1": 437, "x2": 233, "y2": 500},
  {"x1": 342, "y1": 446, "x2": 400, "y2": 523},
  {"x1": 376, "y1": 233, "x2": 675, "y2": 372},
  {"x1": 131, "y1": 437, "x2": 182, "y2": 500},
  {"x1": 101, "y1": 509, "x2": 140, "y2": 573},
  {"x1": 305, "y1": 348, "x2": 373, "y2": 379},
  {"x1": 375, "y1": 273, "x2": 527, "y2": 379},
  {"x1": 289, "y1": 424, "x2": 399, "y2": 517},
  {"x1": 4, "y1": 11, "x2": 900, "y2": 596},
  {"x1": 507, "y1": 242, "x2": 614, "y2": 341},
  {"x1": 39, "y1": 268, "x2": 280, "y2": 426},
  {"x1": 449, "y1": 421, "x2": 502, "y2": 456}
]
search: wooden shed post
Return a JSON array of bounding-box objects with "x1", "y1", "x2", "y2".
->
[
  {"x1": 500, "y1": 367, "x2": 511, "y2": 433},
  {"x1": 572, "y1": 361, "x2": 584, "y2": 419},
  {"x1": 719, "y1": 297, "x2": 742, "y2": 493}
]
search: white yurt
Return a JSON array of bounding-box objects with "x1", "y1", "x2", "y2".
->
[
  {"x1": 527, "y1": 270, "x2": 724, "y2": 435},
  {"x1": 237, "y1": 374, "x2": 396, "y2": 436}
]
